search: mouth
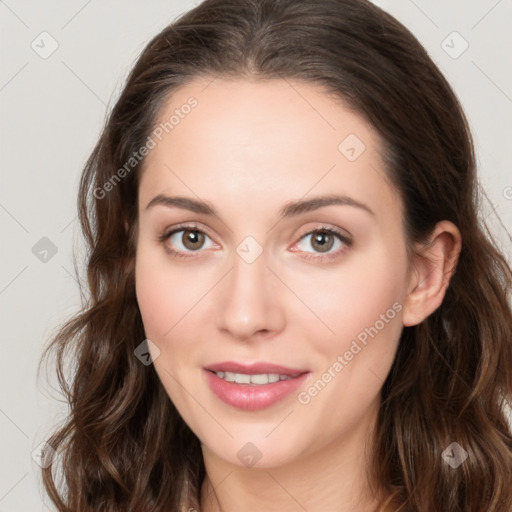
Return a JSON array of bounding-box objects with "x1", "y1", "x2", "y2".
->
[
  {"x1": 203, "y1": 361, "x2": 310, "y2": 410},
  {"x1": 209, "y1": 370, "x2": 296, "y2": 385}
]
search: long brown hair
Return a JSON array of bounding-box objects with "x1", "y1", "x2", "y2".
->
[{"x1": 39, "y1": 0, "x2": 512, "y2": 510}]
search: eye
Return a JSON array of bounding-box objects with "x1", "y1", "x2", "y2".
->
[
  {"x1": 158, "y1": 223, "x2": 351, "y2": 261},
  {"x1": 293, "y1": 226, "x2": 352, "y2": 261},
  {"x1": 158, "y1": 224, "x2": 217, "y2": 258}
]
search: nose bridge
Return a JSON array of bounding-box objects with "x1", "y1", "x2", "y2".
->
[{"x1": 215, "y1": 244, "x2": 284, "y2": 339}]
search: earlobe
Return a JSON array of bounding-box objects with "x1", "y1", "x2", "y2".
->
[{"x1": 402, "y1": 221, "x2": 461, "y2": 327}]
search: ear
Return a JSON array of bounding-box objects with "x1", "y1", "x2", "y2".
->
[{"x1": 402, "y1": 220, "x2": 462, "y2": 327}]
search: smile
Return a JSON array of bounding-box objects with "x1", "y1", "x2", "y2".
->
[
  {"x1": 203, "y1": 362, "x2": 310, "y2": 411},
  {"x1": 214, "y1": 371, "x2": 293, "y2": 385}
]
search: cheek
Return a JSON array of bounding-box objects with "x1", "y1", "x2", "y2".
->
[
  {"x1": 290, "y1": 246, "x2": 406, "y2": 356},
  {"x1": 135, "y1": 254, "x2": 172, "y2": 340},
  {"x1": 293, "y1": 271, "x2": 404, "y2": 442},
  {"x1": 135, "y1": 245, "x2": 209, "y2": 340},
  {"x1": 298, "y1": 247, "x2": 406, "y2": 415},
  {"x1": 134, "y1": 249, "x2": 202, "y2": 403}
]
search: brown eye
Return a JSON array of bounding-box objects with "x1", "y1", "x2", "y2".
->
[
  {"x1": 310, "y1": 231, "x2": 335, "y2": 253},
  {"x1": 294, "y1": 227, "x2": 351, "y2": 261},
  {"x1": 180, "y1": 229, "x2": 205, "y2": 251},
  {"x1": 160, "y1": 226, "x2": 216, "y2": 256}
]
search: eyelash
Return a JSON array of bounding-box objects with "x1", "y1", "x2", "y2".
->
[{"x1": 157, "y1": 223, "x2": 352, "y2": 262}]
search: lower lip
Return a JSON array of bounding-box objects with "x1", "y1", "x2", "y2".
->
[{"x1": 204, "y1": 369, "x2": 309, "y2": 411}]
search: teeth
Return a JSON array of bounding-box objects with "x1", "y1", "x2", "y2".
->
[{"x1": 215, "y1": 371, "x2": 293, "y2": 385}]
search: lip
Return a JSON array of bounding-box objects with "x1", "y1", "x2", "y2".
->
[
  {"x1": 204, "y1": 361, "x2": 307, "y2": 377},
  {"x1": 203, "y1": 361, "x2": 310, "y2": 411}
]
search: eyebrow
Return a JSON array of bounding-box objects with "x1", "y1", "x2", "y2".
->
[{"x1": 145, "y1": 193, "x2": 375, "y2": 218}]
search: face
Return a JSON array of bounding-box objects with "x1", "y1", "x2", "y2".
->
[{"x1": 135, "y1": 77, "x2": 410, "y2": 469}]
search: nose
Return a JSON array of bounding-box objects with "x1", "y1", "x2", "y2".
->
[{"x1": 214, "y1": 250, "x2": 286, "y2": 342}]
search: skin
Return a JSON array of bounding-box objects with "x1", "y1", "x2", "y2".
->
[{"x1": 134, "y1": 77, "x2": 461, "y2": 512}]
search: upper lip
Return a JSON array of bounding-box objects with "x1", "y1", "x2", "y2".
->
[{"x1": 204, "y1": 361, "x2": 308, "y2": 377}]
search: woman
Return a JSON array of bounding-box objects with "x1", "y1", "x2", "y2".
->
[{"x1": 39, "y1": 0, "x2": 512, "y2": 510}]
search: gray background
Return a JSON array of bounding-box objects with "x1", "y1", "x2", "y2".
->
[{"x1": 1, "y1": 1, "x2": 511, "y2": 510}]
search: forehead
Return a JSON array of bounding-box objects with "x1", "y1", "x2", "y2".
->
[{"x1": 138, "y1": 77, "x2": 401, "y2": 225}]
